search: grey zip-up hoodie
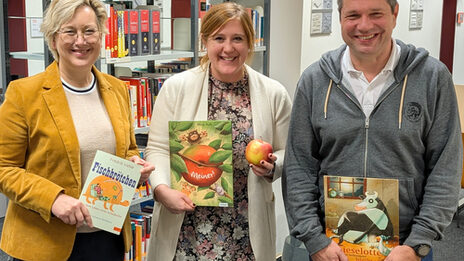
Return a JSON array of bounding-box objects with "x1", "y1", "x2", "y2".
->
[{"x1": 283, "y1": 40, "x2": 462, "y2": 256}]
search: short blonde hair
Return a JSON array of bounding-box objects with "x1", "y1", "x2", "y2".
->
[
  {"x1": 200, "y1": 2, "x2": 255, "y2": 68},
  {"x1": 41, "y1": 0, "x2": 107, "y2": 61}
]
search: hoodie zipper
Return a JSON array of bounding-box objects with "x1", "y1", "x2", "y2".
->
[
  {"x1": 336, "y1": 84, "x2": 374, "y2": 178},
  {"x1": 364, "y1": 118, "x2": 369, "y2": 177}
]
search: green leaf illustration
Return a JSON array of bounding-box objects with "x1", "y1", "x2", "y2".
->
[
  {"x1": 171, "y1": 153, "x2": 187, "y2": 175},
  {"x1": 219, "y1": 164, "x2": 233, "y2": 173},
  {"x1": 221, "y1": 177, "x2": 230, "y2": 193},
  {"x1": 214, "y1": 121, "x2": 227, "y2": 130},
  {"x1": 170, "y1": 140, "x2": 184, "y2": 153},
  {"x1": 220, "y1": 122, "x2": 232, "y2": 135},
  {"x1": 221, "y1": 142, "x2": 232, "y2": 150},
  {"x1": 204, "y1": 191, "x2": 215, "y2": 199},
  {"x1": 208, "y1": 139, "x2": 222, "y2": 150},
  {"x1": 169, "y1": 122, "x2": 177, "y2": 132},
  {"x1": 176, "y1": 121, "x2": 194, "y2": 131},
  {"x1": 169, "y1": 130, "x2": 176, "y2": 139},
  {"x1": 172, "y1": 169, "x2": 182, "y2": 182},
  {"x1": 209, "y1": 150, "x2": 232, "y2": 164},
  {"x1": 197, "y1": 186, "x2": 209, "y2": 191},
  {"x1": 218, "y1": 196, "x2": 233, "y2": 205}
]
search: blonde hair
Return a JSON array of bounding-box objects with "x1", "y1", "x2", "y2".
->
[
  {"x1": 41, "y1": 0, "x2": 107, "y2": 61},
  {"x1": 200, "y1": 2, "x2": 255, "y2": 68}
]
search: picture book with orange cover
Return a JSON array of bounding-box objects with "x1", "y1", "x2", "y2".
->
[
  {"x1": 169, "y1": 120, "x2": 233, "y2": 207},
  {"x1": 79, "y1": 150, "x2": 141, "y2": 235},
  {"x1": 324, "y1": 175, "x2": 399, "y2": 261}
]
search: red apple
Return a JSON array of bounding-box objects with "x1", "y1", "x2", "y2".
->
[{"x1": 245, "y1": 139, "x2": 273, "y2": 166}]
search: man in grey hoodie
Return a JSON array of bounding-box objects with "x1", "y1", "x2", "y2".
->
[{"x1": 282, "y1": 0, "x2": 462, "y2": 260}]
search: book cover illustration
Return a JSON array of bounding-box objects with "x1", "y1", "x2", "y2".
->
[
  {"x1": 324, "y1": 176, "x2": 399, "y2": 260},
  {"x1": 169, "y1": 120, "x2": 233, "y2": 207},
  {"x1": 79, "y1": 150, "x2": 142, "y2": 235}
]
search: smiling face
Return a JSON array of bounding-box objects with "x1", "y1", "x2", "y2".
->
[
  {"x1": 204, "y1": 19, "x2": 249, "y2": 83},
  {"x1": 52, "y1": 5, "x2": 101, "y2": 72},
  {"x1": 340, "y1": 0, "x2": 398, "y2": 61}
]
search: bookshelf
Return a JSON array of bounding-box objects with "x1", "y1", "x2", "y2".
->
[{"x1": 1, "y1": 0, "x2": 271, "y2": 94}]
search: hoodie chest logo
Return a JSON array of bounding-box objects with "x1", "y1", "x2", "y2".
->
[{"x1": 404, "y1": 102, "x2": 422, "y2": 122}]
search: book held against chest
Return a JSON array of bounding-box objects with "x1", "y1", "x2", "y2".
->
[
  {"x1": 79, "y1": 150, "x2": 141, "y2": 235},
  {"x1": 324, "y1": 175, "x2": 399, "y2": 261},
  {"x1": 169, "y1": 120, "x2": 234, "y2": 207}
]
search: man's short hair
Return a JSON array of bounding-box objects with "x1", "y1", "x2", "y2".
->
[{"x1": 337, "y1": 0, "x2": 398, "y2": 13}]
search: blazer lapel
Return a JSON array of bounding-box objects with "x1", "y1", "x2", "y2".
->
[
  {"x1": 41, "y1": 62, "x2": 81, "y2": 183},
  {"x1": 94, "y1": 68, "x2": 126, "y2": 158}
]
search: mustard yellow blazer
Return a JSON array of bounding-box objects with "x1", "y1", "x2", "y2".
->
[{"x1": 0, "y1": 61, "x2": 138, "y2": 261}]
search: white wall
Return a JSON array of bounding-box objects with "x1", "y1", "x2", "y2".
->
[
  {"x1": 454, "y1": 0, "x2": 464, "y2": 84},
  {"x1": 268, "y1": 0, "x2": 304, "y2": 254},
  {"x1": 393, "y1": 0, "x2": 443, "y2": 59},
  {"x1": 300, "y1": 0, "x2": 444, "y2": 78}
]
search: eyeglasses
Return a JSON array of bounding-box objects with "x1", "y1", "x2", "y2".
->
[{"x1": 57, "y1": 27, "x2": 100, "y2": 44}]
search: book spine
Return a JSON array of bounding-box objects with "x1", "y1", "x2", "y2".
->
[
  {"x1": 104, "y1": 4, "x2": 112, "y2": 59},
  {"x1": 112, "y1": 7, "x2": 119, "y2": 58},
  {"x1": 124, "y1": 10, "x2": 129, "y2": 56},
  {"x1": 150, "y1": 10, "x2": 161, "y2": 54},
  {"x1": 129, "y1": 10, "x2": 140, "y2": 56},
  {"x1": 139, "y1": 9, "x2": 150, "y2": 55},
  {"x1": 135, "y1": 224, "x2": 142, "y2": 261},
  {"x1": 143, "y1": 77, "x2": 152, "y2": 126},
  {"x1": 140, "y1": 78, "x2": 147, "y2": 127},
  {"x1": 117, "y1": 11, "x2": 124, "y2": 57}
]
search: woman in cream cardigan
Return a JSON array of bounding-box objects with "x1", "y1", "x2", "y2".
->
[{"x1": 145, "y1": 2, "x2": 292, "y2": 260}]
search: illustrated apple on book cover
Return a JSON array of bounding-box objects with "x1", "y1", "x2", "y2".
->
[
  {"x1": 169, "y1": 120, "x2": 233, "y2": 207},
  {"x1": 79, "y1": 150, "x2": 142, "y2": 235},
  {"x1": 324, "y1": 176, "x2": 399, "y2": 261}
]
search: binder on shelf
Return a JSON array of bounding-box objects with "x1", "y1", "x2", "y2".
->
[
  {"x1": 104, "y1": 4, "x2": 112, "y2": 58},
  {"x1": 149, "y1": 9, "x2": 161, "y2": 54},
  {"x1": 117, "y1": 10, "x2": 125, "y2": 57},
  {"x1": 124, "y1": 10, "x2": 130, "y2": 56},
  {"x1": 112, "y1": 6, "x2": 119, "y2": 58},
  {"x1": 139, "y1": 9, "x2": 151, "y2": 55},
  {"x1": 128, "y1": 10, "x2": 140, "y2": 56}
]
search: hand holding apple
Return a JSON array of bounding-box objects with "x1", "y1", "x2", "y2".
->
[{"x1": 245, "y1": 139, "x2": 273, "y2": 166}]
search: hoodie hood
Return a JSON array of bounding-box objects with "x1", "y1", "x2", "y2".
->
[{"x1": 319, "y1": 39, "x2": 429, "y2": 85}]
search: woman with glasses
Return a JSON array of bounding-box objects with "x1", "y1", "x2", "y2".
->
[{"x1": 0, "y1": 0, "x2": 154, "y2": 260}]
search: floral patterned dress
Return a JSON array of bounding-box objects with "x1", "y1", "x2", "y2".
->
[{"x1": 175, "y1": 71, "x2": 255, "y2": 261}]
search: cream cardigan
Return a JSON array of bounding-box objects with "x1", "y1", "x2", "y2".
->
[{"x1": 145, "y1": 64, "x2": 292, "y2": 261}]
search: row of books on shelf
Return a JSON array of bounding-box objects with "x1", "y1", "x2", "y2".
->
[
  {"x1": 120, "y1": 62, "x2": 188, "y2": 128},
  {"x1": 132, "y1": 180, "x2": 152, "y2": 202},
  {"x1": 104, "y1": 3, "x2": 161, "y2": 58},
  {"x1": 248, "y1": 6, "x2": 265, "y2": 47},
  {"x1": 172, "y1": 2, "x2": 265, "y2": 50},
  {"x1": 103, "y1": 0, "x2": 265, "y2": 60},
  {"x1": 125, "y1": 210, "x2": 153, "y2": 261}
]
